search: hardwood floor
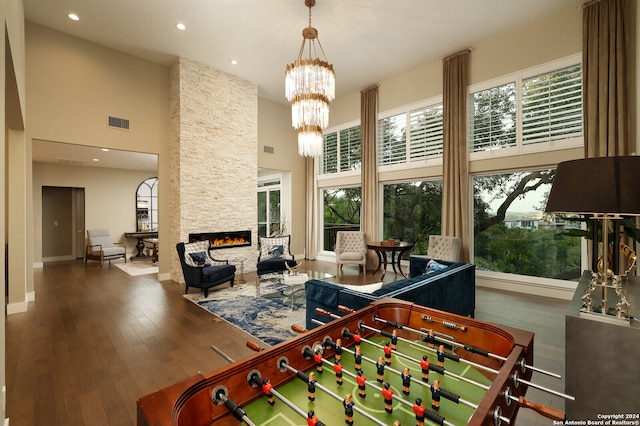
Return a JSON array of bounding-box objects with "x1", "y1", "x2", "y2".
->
[{"x1": 6, "y1": 260, "x2": 569, "y2": 425}]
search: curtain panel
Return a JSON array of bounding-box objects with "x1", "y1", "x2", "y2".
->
[
  {"x1": 360, "y1": 85, "x2": 379, "y2": 268},
  {"x1": 305, "y1": 157, "x2": 317, "y2": 260},
  {"x1": 442, "y1": 50, "x2": 470, "y2": 262},
  {"x1": 582, "y1": 0, "x2": 630, "y2": 157}
]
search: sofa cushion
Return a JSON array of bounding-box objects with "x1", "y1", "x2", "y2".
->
[
  {"x1": 424, "y1": 259, "x2": 447, "y2": 274},
  {"x1": 202, "y1": 264, "x2": 235, "y2": 283},
  {"x1": 371, "y1": 277, "x2": 422, "y2": 296}
]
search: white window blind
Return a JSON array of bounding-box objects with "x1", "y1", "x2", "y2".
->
[
  {"x1": 339, "y1": 126, "x2": 362, "y2": 172},
  {"x1": 378, "y1": 113, "x2": 407, "y2": 165},
  {"x1": 470, "y1": 83, "x2": 517, "y2": 153},
  {"x1": 321, "y1": 132, "x2": 338, "y2": 174},
  {"x1": 409, "y1": 103, "x2": 443, "y2": 161},
  {"x1": 522, "y1": 65, "x2": 582, "y2": 144}
]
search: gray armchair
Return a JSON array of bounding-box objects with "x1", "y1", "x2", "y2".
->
[
  {"x1": 85, "y1": 229, "x2": 127, "y2": 266},
  {"x1": 335, "y1": 231, "x2": 367, "y2": 273}
]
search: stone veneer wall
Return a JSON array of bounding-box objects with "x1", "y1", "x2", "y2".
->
[{"x1": 169, "y1": 57, "x2": 258, "y2": 283}]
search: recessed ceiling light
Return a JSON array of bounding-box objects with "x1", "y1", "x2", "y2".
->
[
  {"x1": 176, "y1": 23, "x2": 186, "y2": 31},
  {"x1": 92, "y1": 158, "x2": 100, "y2": 162},
  {"x1": 230, "y1": 60, "x2": 238, "y2": 65},
  {"x1": 101, "y1": 148, "x2": 110, "y2": 152},
  {"x1": 68, "y1": 13, "x2": 79, "y2": 21}
]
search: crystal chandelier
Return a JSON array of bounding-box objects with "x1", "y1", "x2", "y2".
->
[{"x1": 285, "y1": 0, "x2": 335, "y2": 157}]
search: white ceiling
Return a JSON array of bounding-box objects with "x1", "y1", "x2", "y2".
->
[{"x1": 25, "y1": 0, "x2": 581, "y2": 170}]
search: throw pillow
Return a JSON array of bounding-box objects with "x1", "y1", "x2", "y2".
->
[
  {"x1": 268, "y1": 245, "x2": 284, "y2": 259},
  {"x1": 189, "y1": 251, "x2": 209, "y2": 266},
  {"x1": 425, "y1": 259, "x2": 447, "y2": 274},
  {"x1": 259, "y1": 236, "x2": 291, "y2": 260}
]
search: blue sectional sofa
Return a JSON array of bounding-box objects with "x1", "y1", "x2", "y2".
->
[{"x1": 305, "y1": 256, "x2": 475, "y2": 329}]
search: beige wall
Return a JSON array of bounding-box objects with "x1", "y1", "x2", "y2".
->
[{"x1": 33, "y1": 162, "x2": 155, "y2": 262}]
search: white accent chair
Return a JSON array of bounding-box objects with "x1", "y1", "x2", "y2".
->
[
  {"x1": 427, "y1": 235, "x2": 462, "y2": 262},
  {"x1": 85, "y1": 229, "x2": 127, "y2": 266},
  {"x1": 335, "y1": 231, "x2": 368, "y2": 273}
]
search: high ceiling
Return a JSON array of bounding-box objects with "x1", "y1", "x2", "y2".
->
[{"x1": 25, "y1": 0, "x2": 581, "y2": 169}]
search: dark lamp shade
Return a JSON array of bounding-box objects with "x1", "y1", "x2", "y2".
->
[{"x1": 545, "y1": 156, "x2": 640, "y2": 216}]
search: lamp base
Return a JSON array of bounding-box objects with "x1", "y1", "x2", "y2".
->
[{"x1": 580, "y1": 272, "x2": 631, "y2": 322}]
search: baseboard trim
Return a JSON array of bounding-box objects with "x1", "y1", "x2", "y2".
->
[
  {"x1": 158, "y1": 272, "x2": 171, "y2": 281},
  {"x1": 6, "y1": 301, "x2": 28, "y2": 315}
]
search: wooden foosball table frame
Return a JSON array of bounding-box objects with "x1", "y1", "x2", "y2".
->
[{"x1": 137, "y1": 297, "x2": 537, "y2": 425}]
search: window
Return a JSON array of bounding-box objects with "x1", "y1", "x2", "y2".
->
[
  {"x1": 257, "y1": 180, "x2": 281, "y2": 237},
  {"x1": 383, "y1": 180, "x2": 442, "y2": 254},
  {"x1": 378, "y1": 113, "x2": 407, "y2": 165},
  {"x1": 469, "y1": 59, "x2": 582, "y2": 156},
  {"x1": 322, "y1": 187, "x2": 361, "y2": 251},
  {"x1": 473, "y1": 170, "x2": 582, "y2": 279},
  {"x1": 522, "y1": 64, "x2": 582, "y2": 144},
  {"x1": 320, "y1": 124, "x2": 361, "y2": 175},
  {"x1": 409, "y1": 104, "x2": 443, "y2": 161},
  {"x1": 470, "y1": 83, "x2": 517, "y2": 152}
]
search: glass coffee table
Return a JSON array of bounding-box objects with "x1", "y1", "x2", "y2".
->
[{"x1": 259, "y1": 270, "x2": 335, "y2": 309}]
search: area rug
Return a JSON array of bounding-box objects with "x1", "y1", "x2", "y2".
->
[
  {"x1": 183, "y1": 279, "x2": 307, "y2": 346},
  {"x1": 114, "y1": 260, "x2": 159, "y2": 276}
]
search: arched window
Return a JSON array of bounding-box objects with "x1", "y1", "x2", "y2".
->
[{"x1": 136, "y1": 177, "x2": 158, "y2": 231}]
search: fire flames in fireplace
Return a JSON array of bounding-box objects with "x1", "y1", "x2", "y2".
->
[{"x1": 189, "y1": 230, "x2": 252, "y2": 250}]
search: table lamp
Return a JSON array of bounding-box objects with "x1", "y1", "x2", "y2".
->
[{"x1": 545, "y1": 156, "x2": 640, "y2": 320}]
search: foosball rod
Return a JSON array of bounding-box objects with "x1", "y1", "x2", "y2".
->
[
  {"x1": 323, "y1": 337, "x2": 478, "y2": 409},
  {"x1": 312, "y1": 311, "x2": 490, "y2": 390},
  {"x1": 341, "y1": 327, "x2": 491, "y2": 391},
  {"x1": 278, "y1": 360, "x2": 391, "y2": 426},
  {"x1": 310, "y1": 344, "x2": 481, "y2": 414},
  {"x1": 213, "y1": 389, "x2": 257, "y2": 426},
  {"x1": 358, "y1": 321, "x2": 501, "y2": 376},
  {"x1": 247, "y1": 372, "x2": 326, "y2": 426},
  {"x1": 373, "y1": 314, "x2": 562, "y2": 379},
  {"x1": 303, "y1": 349, "x2": 462, "y2": 426}
]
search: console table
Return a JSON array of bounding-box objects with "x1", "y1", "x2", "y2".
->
[
  {"x1": 124, "y1": 231, "x2": 158, "y2": 260},
  {"x1": 565, "y1": 271, "x2": 639, "y2": 420},
  {"x1": 367, "y1": 241, "x2": 413, "y2": 279}
]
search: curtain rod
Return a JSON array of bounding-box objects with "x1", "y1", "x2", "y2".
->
[{"x1": 441, "y1": 48, "x2": 472, "y2": 62}]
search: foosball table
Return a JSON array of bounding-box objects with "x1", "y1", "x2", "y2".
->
[{"x1": 137, "y1": 297, "x2": 571, "y2": 425}]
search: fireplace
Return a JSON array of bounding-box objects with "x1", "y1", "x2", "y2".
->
[{"x1": 189, "y1": 230, "x2": 252, "y2": 250}]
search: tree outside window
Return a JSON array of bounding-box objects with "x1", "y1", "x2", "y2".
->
[{"x1": 323, "y1": 187, "x2": 361, "y2": 251}]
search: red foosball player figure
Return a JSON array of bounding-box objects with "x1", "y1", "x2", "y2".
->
[
  {"x1": 307, "y1": 410, "x2": 326, "y2": 426},
  {"x1": 376, "y1": 356, "x2": 386, "y2": 383},
  {"x1": 401, "y1": 367, "x2": 411, "y2": 395},
  {"x1": 390, "y1": 329, "x2": 398, "y2": 350},
  {"x1": 343, "y1": 393, "x2": 355, "y2": 426},
  {"x1": 430, "y1": 379, "x2": 441, "y2": 410},
  {"x1": 420, "y1": 355, "x2": 430, "y2": 383},
  {"x1": 384, "y1": 342, "x2": 393, "y2": 365},
  {"x1": 356, "y1": 370, "x2": 367, "y2": 399},
  {"x1": 308, "y1": 372, "x2": 317, "y2": 401},
  {"x1": 437, "y1": 345, "x2": 445, "y2": 368},
  {"x1": 413, "y1": 398, "x2": 425, "y2": 426},
  {"x1": 382, "y1": 382, "x2": 394, "y2": 414},
  {"x1": 314, "y1": 349, "x2": 323, "y2": 374},
  {"x1": 354, "y1": 346, "x2": 363, "y2": 371},
  {"x1": 261, "y1": 378, "x2": 275, "y2": 406},
  {"x1": 353, "y1": 330, "x2": 361, "y2": 350},
  {"x1": 335, "y1": 338, "x2": 343, "y2": 363},
  {"x1": 333, "y1": 359, "x2": 344, "y2": 386}
]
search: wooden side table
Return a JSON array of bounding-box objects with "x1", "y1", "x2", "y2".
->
[
  {"x1": 366, "y1": 241, "x2": 414, "y2": 279},
  {"x1": 143, "y1": 238, "x2": 158, "y2": 263}
]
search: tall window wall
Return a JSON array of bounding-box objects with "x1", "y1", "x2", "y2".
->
[{"x1": 318, "y1": 54, "x2": 584, "y2": 285}]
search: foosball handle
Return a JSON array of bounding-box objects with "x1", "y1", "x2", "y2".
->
[
  {"x1": 291, "y1": 324, "x2": 307, "y2": 333},
  {"x1": 246, "y1": 341, "x2": 263, "y2": 352},
  {"x1": 518, "y1": 396, "x2": 566, "y2": 421}
]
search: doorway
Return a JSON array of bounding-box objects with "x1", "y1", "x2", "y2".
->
[{"x1": 42, "y1": 186, "x2": 85, "y2": 262}]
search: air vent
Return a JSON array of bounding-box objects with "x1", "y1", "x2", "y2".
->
[
  {"x1": 263, "y1": 145, "x2": 274, "y2": 154},
  {"x1": 56, "y1": 158, "x2": 87, "y2": 166},
  {"x1": 108, "y1": 116, "x2": 130, "y2": 130}
]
